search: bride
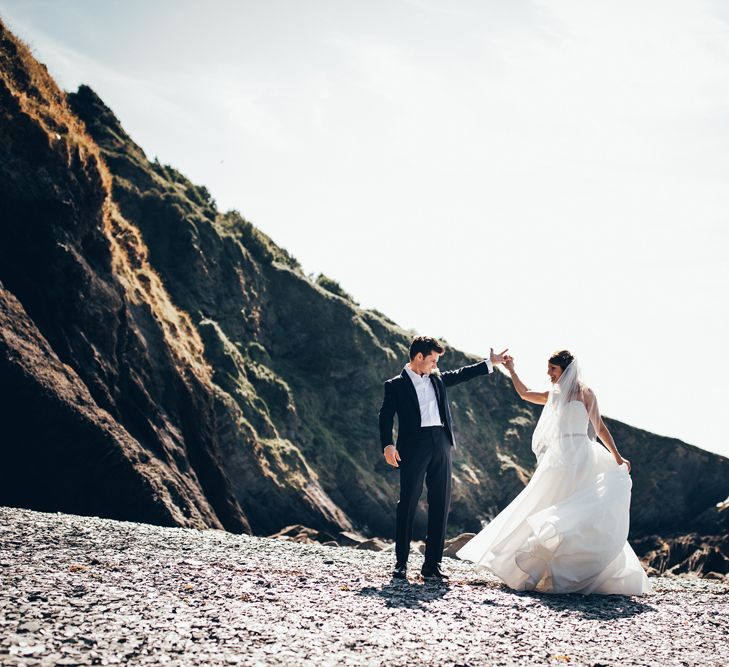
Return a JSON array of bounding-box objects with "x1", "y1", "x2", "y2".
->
[{"x1": 457, "y1": 350, "x2": 651, "y2": 595}]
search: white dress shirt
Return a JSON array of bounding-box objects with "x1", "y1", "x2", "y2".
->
[
  {"x1": 404, "y1": 364, "x2": 444, "y2": 427},
  {"x1": 404, "y1": 359, "x2": 494, "y2": 429}
]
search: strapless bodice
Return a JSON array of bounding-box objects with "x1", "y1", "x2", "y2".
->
[{"x1": 559, "y1": 400, "x2": 589, "y2": 436}]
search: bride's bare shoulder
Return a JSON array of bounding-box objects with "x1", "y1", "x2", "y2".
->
[{"x1": 579, "y1": 385, "x2": 598, "y2": 406}]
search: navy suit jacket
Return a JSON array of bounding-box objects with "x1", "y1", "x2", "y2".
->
[{"x1": 378, "y1": 360, "x2": 491, "y2": 457}]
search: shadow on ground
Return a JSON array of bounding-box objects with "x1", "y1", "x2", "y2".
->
[
  {"x1": 358, "y1": 574, "x2": 656, "y2": 618},
  {"x1": 357, "y1": 577, "x2": 451, "y2": 609},
  {"x1": 518, "y1": 590, "x2": 656, "y2": 620}
]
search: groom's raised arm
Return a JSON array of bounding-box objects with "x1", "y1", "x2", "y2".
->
[
  {"x1": 440, "y1": 360, "x2": 492, "y2": 388},
  {"x1": 378, "y1": 380, "x2": 397, "y2": 450}
]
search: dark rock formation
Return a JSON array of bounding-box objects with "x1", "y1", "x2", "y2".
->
[
  {"x1": 634, "y1": 500, "x2": 729, "y2": 578},
  {"x1": 1, "y1": 19, "x2": 728, "y2": 550},
  {"x1": 0, "y1": 20, "x2": 246, "y2": 532}
]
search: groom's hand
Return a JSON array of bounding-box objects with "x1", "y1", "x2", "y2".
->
[
  {"x1": 490, "y1": 347, "x2": 509, "y2": 366},
  {"x1": 384, "y1": 445, "x2": 401, "y2": 468}
]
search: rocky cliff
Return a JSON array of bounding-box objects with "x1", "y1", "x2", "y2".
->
[
  {"x1": 634, "y1": 500, "x2": 729, "y2": 578},
  {"x1": 1, "y1": 19, "x2": 728, "y2": 548}
]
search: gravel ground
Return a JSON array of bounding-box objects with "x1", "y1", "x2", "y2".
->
[{"x1": 0, "y1": 507, "x2": 727, "y2": 666}]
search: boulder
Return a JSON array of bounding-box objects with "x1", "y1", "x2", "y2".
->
[
  {"x1": 270, "y1": 525, "x2": 308, "y2": 538},
  {"x1": 443, "y1": 533, "x2": 476, "y2": 558},
  {"x1": 355, "y1": 538, "x2": 388, "y2": 552},
  {"x1": 269, "y1": 525, "x2": 337, "y2": 544},
  {"x1": 337, "y1": 531, "x2": 369, "y2": 547}
]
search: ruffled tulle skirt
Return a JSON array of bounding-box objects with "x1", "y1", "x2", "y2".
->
[{"x1": 457, "y1": 438, "x2": 651, "y2": 595}]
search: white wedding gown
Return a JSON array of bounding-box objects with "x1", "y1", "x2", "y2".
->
[{"x1": 457, "y1": 400, "x2": 651, "y2": 595}]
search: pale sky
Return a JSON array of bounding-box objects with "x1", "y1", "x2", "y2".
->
[{"x1": 2, "y1": 1, "x2": 728, "y2": 458}]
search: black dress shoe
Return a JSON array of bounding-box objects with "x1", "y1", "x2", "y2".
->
[
  {"x1": 421, "y1": 563, "x2": 449, "y2": 581},
  {"x1": 392, "y1": 563, "x2": 407, "y2": 579}
]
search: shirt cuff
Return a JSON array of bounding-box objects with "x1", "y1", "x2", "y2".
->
[{"x1": 485, "y1": 358, "x2": 493, "y2": 373}]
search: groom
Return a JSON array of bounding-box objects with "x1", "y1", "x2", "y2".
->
[{"x1": 379, "y1": 336, "x2": 506, "y2": 580}]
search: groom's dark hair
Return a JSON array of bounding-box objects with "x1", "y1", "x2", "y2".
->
[{"x1": 409, "y1": 336, "x2": 445, "y2": 360}]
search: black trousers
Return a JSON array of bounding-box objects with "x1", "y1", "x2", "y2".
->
[{"x1": 395, "y1": 426, "x2": 452, "y2": 567}]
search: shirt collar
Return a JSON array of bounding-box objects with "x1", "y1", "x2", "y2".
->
[{"x1": 404, "y1": 364, "x2": 429, "y2": 382}]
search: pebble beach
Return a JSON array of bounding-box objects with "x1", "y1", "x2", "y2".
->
[{"x1": 1, "y1": 507, "x2": 726, "y2": 666}]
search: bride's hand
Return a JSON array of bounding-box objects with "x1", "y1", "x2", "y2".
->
[
  {"x1": 503, "y1": 354, "x2": 515, "y2": 372},
  {"x1": 616, "y1": 455, "x2": 631, "y2": 473}
]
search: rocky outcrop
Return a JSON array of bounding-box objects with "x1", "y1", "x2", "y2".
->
[
  {"x1": 0, "y1": 286, "x2": 231, "y2": 529},
  {"x1": 634, "y1": 500, "x2": 729, "y2": 578},
  {"x1": 1, "y1": 18, "x2": 728, "y2": 546},
  {"x1": 0, "y1": 21, "x2": 247, "y2": 533},
  {"x1": 0, "y1": 19, "x2": 347, "y2": 536}
]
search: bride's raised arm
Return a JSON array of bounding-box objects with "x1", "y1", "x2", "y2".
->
[
  {"x1": 583, "y1": 388, "x2": 631, "y2": 472},
  {"x1": 503, "y1": 356, "x2": 548, "y2": 405}
]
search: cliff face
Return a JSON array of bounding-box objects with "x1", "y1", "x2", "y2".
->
[
  {"x1": 0, "y1": 20, "x2": 249, "y2": 533},
  {"x1": 1, "y1": 19, "x2": 728, "y2": 543}
]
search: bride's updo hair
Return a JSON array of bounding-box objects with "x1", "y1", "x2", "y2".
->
[{"x1": 549, "y1": 350, "x2": 574, "y2": 370}]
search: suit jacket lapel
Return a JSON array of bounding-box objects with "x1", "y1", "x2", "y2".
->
[
  {"x1": 401, "y1": 369, "x2": 420, "y2": 414},
  {"x1": 429, "y1": 374, "x2": 441, "y2": 401},
  {"x1": 430, "y1": 374, "x2": 445, "y2": 419}
]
